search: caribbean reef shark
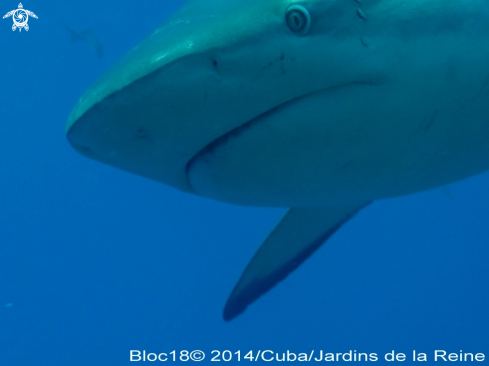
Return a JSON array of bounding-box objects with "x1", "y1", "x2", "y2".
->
[
  {"x1": 66, "y1": 0, "x2": 489, "y2": 320},
  {"x1": 64, "y1": 26, "x2": 104, "y2": 59}
]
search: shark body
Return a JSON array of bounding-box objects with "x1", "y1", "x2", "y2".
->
[{"x1": 66, "y1": 0, "x2": 489, "y2": 320}]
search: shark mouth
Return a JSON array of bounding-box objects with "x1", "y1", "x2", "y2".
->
[
  {"x1": 185, "y1": 81, "x2": 371, "y2": 194},
  {"x1": 186, "y1": 96, "x2": 287, "y2": 181}
]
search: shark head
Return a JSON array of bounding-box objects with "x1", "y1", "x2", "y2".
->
[
  {"x1": 66, "y1": 0, "x2": 389, "y2": 207},
  {"x1": 67, "y1": 0, "x2": 489, "y2": 320}
]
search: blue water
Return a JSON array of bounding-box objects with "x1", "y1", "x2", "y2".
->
[{"x1": 1, "y1": 0, "x2": 488, "y2": 364}]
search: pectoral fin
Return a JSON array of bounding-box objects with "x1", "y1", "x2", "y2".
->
[{"x1": 223, "y1": 202, "x2": 370, "y2": 321}]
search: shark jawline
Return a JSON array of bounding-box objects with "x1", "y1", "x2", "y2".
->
[{"x1": 185, "y1": 81, "x2": 372, "y2": 188}]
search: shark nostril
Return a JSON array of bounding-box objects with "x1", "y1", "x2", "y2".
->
[{"x1": 76, "y1": 145, "x2": 93, "y2": 154}]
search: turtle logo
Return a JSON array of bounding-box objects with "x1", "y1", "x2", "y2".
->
[{"x1": 3, "y1": 3, "x2": 37, "y2": 32}]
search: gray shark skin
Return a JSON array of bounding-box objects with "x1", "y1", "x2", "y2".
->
[{"x1": 66, "y1": 0, "x2": 489, "y2": 320}]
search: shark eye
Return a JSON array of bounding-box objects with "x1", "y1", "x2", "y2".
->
[{"x1": 286, "y1": 5, "x2": 311, "y2": 35}]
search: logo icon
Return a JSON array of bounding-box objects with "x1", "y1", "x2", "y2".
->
[{"x1": 3, "y1": 3, "x2": 37, "y2": 32}]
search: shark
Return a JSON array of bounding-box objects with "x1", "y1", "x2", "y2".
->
[
  {"x1": 64, "y1": 26, "x2": 104, "y2": 59},
  {"x1": 65, "y1": 0, "x2": 489, "y2": 321}
]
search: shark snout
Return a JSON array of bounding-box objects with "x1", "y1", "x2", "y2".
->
[{"x1": 66, "y1": 54, "x2": 232, "y2": 193}]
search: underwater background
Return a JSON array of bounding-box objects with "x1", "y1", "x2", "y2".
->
[{"x1": 1, "y1": 0, "x2": 488, "y2": 364}]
